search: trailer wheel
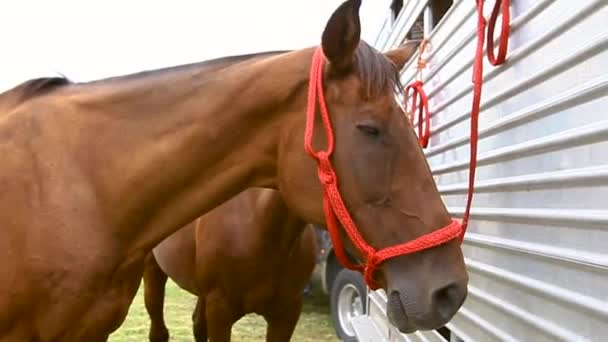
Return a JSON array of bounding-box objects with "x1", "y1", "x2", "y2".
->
[{"x1": 330, "y1": 269, "x2": 367, "y2": 341}]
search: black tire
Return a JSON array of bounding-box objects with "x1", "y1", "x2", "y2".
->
[{"x1": 330, "y1": 268, "x2": 367, "y2": 341}]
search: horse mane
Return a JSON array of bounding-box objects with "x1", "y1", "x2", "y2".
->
[
  {"x1": 94, "y1": 43, "x2": 400, "y2": 95},
  {"x1": 353, "y1": 41, "x2": 404, "y2": 98},
  {"x1": 83, "y1": 42, "x2": 400, "y2": 96},
  {"x1": 1, "y1": 50, "x2": 290, "y2": 104},
  {"x1": 2, "y1": 76, "x2": 72, "y2": 103},
  {"x1": 86, "y1": 50, "x2": 292, "y2": 85},
  {"x1": 2, "y1": 42, "x2": 397, "y2": 104}
]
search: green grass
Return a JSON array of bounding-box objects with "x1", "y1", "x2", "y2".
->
[{"x1": 109, "y1": 280, "x2": 338, "y2": 341}]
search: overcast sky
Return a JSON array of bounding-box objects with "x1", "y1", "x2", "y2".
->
[{"x1": 0, "y1": 0, "x2": 391, "y2": 92}]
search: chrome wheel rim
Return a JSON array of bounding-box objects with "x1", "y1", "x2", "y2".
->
[{"x1": 337, "y1": 283, "x2": 364, "y2": 337}]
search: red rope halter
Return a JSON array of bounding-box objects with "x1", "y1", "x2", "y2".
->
[
  {"x1": 304, "y1": 0, "x2": 510, "y2": 289},
  {"x1": 304, "y1": 47, "x2": 462, "y2": 290}
]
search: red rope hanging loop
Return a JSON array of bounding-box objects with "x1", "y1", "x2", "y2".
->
[
  {"x1": 486, "y1": 0, "x2": 511, "y2": 66},
  {"x1": 461, "y1": 0, "x2": 510, "y2": 239},
  {"x1": 304, "y1": 47, "x2": 462, "y2": 290},
  {"x1": 404, "y1": 39, "x2": 431, "y2": 148}
]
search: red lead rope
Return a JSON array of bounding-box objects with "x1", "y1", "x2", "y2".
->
[
  {"x1": 462, "y1": 0, "x2": 510, "y2": 235},
  {"x1": 304, "y1": 0, "x2": 510, "y2": 288}
]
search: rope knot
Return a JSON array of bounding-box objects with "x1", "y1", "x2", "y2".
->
[
  {"x1": 410, "y1": 80, "x2": 423, "y2": 89},
  {"x1": 316, "y1": 152, "x2": 335, "y2": 185},
  {"x1": 416, "y1": 59, "x2": 427, "y2": 70},
  {"x1": 363, "y1": 253, "x2": 382, "y2": 290}
]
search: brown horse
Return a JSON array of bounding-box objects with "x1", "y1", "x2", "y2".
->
[
  {"x1": 0, "y1": 0, "x2": 468, "y2": 340},
  {"x1": 143, "y1": 188, "x2": 317, "y2": 342}
]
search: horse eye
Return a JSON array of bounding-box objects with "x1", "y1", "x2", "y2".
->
[{"x1": 357, "y1": 124, "x2": 381, "y2": 137}]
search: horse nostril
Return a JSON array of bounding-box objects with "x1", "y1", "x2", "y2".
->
[{"x1": 431, "y1": 281, "x2": 466, "y2": 320}]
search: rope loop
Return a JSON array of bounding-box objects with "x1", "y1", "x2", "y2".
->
[
  {"x1": 404, "y1": 80, "x2": 431, "y2": 148},
  {"x1": 486, "y1": 0, "x2": 511, "y2": 65}
]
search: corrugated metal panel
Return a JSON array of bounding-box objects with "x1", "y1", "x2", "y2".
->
[
  {"x1": 358, "y1": 0, "x2": 608, "y2": 341},
  {"x1": 377, "y1": 0, "x2": 430, "y2": 51}
]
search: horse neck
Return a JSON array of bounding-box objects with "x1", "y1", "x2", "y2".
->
[{"x1": 69, "y1": 49, "x2": 312, "y2": 252}]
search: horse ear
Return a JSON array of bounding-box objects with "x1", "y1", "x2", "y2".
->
[
  {"x1": 384, "y1": 41, "x2": 419, "y2": 71},
  {"x1": 321, "y1": 0, "x2": 362, "y2": 73}
]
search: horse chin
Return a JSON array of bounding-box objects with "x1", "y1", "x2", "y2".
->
[{"x1": 386, "y1": 290, "x2": 417, "y2": 334}]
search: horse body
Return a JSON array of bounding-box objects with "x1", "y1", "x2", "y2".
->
[
  {"x1": 0, "y1": 51, "x2": 301, "y2": 340},
  {"x1": 144, "y1": 188, "x2": 316, "y2": 341},
  {"x1": 0, "y1": 1, "x2": 468, "y2": 340},
  {"x1": 0, "y1": 97, "x2": 132, "y2": 340}
]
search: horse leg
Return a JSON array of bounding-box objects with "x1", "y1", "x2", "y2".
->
[
  {"x1": 205, "y1": 293, "x2": 238, "y2": 342},
  {"x1": 264, "y1": 298, "x2": 303, "y2": 342},
  {"x1": 143, "y1": 253, "x2": 169, "y2": 342},
  {"x1": 192, "y1": 297, "x2": 207, "y2": 342}
]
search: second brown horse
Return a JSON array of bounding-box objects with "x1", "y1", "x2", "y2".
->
[{"x1": 143, "y1": 187, "x2": 318, "y2": 342}]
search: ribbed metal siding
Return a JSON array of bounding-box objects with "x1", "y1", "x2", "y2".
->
[{"x1": 368, "y1": 0, "x2": 608, "y2": 341}]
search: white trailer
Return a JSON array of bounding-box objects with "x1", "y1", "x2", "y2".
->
[{"x1": 350, "y1": 0, "x2": 608, "y2": 341}]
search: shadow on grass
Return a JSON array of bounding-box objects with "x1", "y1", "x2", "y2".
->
[{"x1": 301, "y1": 282, "x2": 331, "y2": 315}]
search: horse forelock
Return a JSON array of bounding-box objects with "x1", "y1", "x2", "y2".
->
[{"x1": 353, "y1": 41, "x2": 404, "y2": 98}]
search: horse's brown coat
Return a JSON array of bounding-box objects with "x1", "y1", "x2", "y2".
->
[
  {"x1": 0, "y1": 1, "x2": 467, "y2": 340},
  {"x1": 143, "y1": 188, "x2": 316, "y2": 342}
]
